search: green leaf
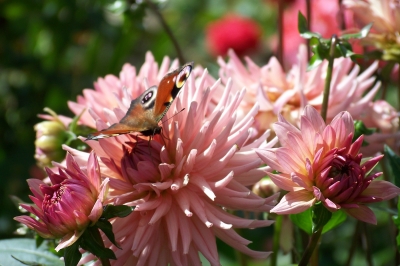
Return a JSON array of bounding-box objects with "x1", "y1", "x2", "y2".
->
[
  {"x1": 0, "y1": 239, "x2": 63, "y2": 266},
  {"x1": 338, "y1": 43, "x2": 356, "y2": 58},
  {"x1": 307, "y1": 54, "x2": 323, "y2": 71},
  {"x1": 64, "y1": 240, "x2": 82, "y2": 266},
  {"x1": 384, "y1": 145, "x2": 400, "y2": 187},
  {"x1": 298, "y1": 12, "x2": 321, "y2": 39},
  {"x1": 312, "y1": 203, "x2": 332, "y2": 233},
  {"x1": 95, "y1": 220, "x2": 121, "y2": 249},
  {"x1": 341, "y1": 23, "x2": 372, "y2": 40},
  {"x1": 102, "y1": 205, "x2": 134, "y2": 220},
  {"x1": 80, "y1": 227, "x2": 116, "y2": 260},
  {"x1": 290, "y1": 209, "x2": 312, "y2": 235},
  {"x1": 321, "y1": 210, "x2": 347, "y2": 233}
]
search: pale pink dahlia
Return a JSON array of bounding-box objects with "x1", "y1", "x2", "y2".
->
[
  {"x1": 217, "y1": 45, "x2": 399, "y2": 154},
  {"x1": 344, "y1": 0, "x2": 400, "y2": 61},
  {"x1": 256, "y1": 105, "x2": 400, "y2": 225},
  {"x1": 14, "y1": 152, "x2": 109, "y2": 251},
  {"x1": 67, "y1": 55, "x2": 278, "y2": 265}
]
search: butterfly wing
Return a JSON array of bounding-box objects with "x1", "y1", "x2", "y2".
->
[
  {"x1": 153, "y1": 62, "x2": 193, "y2": 122},
  {"x1": 86, "y1": 62, "x2": 193, "y2": 140},
  {"x1": 87, "y1": 86, "x2": 159, "y2": 140}
]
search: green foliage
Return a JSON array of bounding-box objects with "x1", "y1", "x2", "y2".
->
[
  {"x1": 298, "y1": 12, "x2": 371, "y2": 70},
  {"x1": 290, "y1": 207, "x2": 346, "y2": 235},
  {"x1": 384, "y1": 145, "x2": 400, "y2": 187},
  {"x1": 0, "y1": 238, "x2": 63, "y2": 266}
]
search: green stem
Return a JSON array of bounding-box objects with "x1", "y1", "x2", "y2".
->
[
  {"x1": 144, "y1": 0, "x2": 186, "y2": 65},
  {"x1": 320, "y1": 35, "x2": 337, "y2": 122},
  {"x1": 298, "y1": 227, "x2": 323, "y2": 266},
  {"x1": 271, "y1": 215, "x2": 283, "y2": 266}
]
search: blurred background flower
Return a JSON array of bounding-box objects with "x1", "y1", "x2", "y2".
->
[
  {"x1": 343, "y1": 0, "x2": 400, "y2": 62},
  {"x1": 206, "y1": 14, "x2": 262, "y2": 57}
]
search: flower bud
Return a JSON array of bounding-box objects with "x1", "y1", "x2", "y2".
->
[
  {"x1": 14, "y1": 152, "x2": 109, "y2": 251},
  {"x1": 34, "y1": 120, "x2": 68, "y2": 167},
  {"x1": 252, "y1": 177, "x2": 280, "y2": 198}
]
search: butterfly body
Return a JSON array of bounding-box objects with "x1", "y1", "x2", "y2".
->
[{"x1": 86, "y1": 62, "x2": 193, "y2": 140}]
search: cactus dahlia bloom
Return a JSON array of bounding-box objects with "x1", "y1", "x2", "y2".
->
[
  {"x1": 256, "y1": 105, "x2": 400, "y2": 224},
  {"x1": 216, "y1": 45, "x2": 399, "y2": 154},
  {"x1": 14, "y1": 152, "x2": 109, "y2": 251},
  {"x1": 66, "y1": 54, "x2": 278, "y2": 265}
]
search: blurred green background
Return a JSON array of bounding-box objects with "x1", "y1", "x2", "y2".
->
[{"x1": 0, "y1": 0, "x2": 397, "y2": 265}]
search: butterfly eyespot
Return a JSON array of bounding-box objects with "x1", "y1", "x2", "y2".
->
[
  {"x1": 141, "y1": 91, "x2": 154, "y2": 104},
  {"x1": 175, "y1": 65, "x2": 192, "y2": 88}
]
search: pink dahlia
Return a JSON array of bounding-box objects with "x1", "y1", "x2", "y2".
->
[
  {"x1": 67, "y1": 55, "x2": 278, "y2": 265},
  {"x1": 256, "y1": 105, "x2": 400, "y2": 224},
  {"x1": 14, "y1": 152, "x2": 109, "y2": 251},
  {"x1": 216, "y1": 45, "x2": 399, "y2": 154},
  {"x1": 206, "y1": 14, "x2": 261, "y2": 57},
  {"x1": 344, "y1": 0, "x2": 400, "y2": 61}
]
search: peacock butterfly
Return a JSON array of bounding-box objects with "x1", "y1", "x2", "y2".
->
[{"x1": 86, "y1": 62, "x2": 193, "y2": 140}]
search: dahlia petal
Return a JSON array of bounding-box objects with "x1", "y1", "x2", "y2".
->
[
  {"x1": 303, "y1": 105, "x2": 326, "y2": 133},
  {"x1": 361, "y1": 180, "x2": 400, "y2": 201},
  {"x1": 344, "y1": 205, "x2": 377, "y2": 225},
  {"x1": 165, "y1": 208, "x2": 179, "y2": 251},
  {"x1": 256, "y1": 148, "x2": 287, "y2": 173},
  {"x1": 55, "y1": 230, "x2": 83, "y2": 251},
  {"x1": 267, "y1": 171, "x2": 299, "y2": 191},
  {"x1": 88, "y1": 199, "x2": 103, "y2": 223},
  {"x1": 276, "y1": 148, "x2": 304, "y2": 173},
  {"x1": 270, "y1": 190, "x2": 315, "y2": 214},
  {"x1": 190, "y1": 173, "x2": 216, "y2": 200}
]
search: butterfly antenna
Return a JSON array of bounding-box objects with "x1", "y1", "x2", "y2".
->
[{"x1": 160, "y1": 108, "x2": 185, "y2": 141}]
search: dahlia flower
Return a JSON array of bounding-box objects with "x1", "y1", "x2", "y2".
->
[
  {"x1": 206, "y1": 14, "x2": 261, "y2": 57},
  {"x1": 256, "y1": 105, "x2": 400, "y2": 224},
  {"x1": 343, "y1": 0, "x2": 400, "y2": 62},
  {"x1": 217, "y1": 45, "x2": 399, "y2": 154},
  {"x1": 14, "y1": 152, "x2": 109, "y2": 251},
  {"x1": 67, "y1": 53, "x2": 278, "y2": 265}
]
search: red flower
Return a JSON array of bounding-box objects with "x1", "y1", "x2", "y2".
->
[{"x1": 206, "y1": 15, "x2": 261, "y2": 57}]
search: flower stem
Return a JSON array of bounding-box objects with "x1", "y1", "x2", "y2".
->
[
  {"x1": 320, "y1": 35, "x2": 337, "y2": 122},
  {"x1": 306, "y1": 0, "x2": 311, "y2": 59},
  {"x1": 144, "y1": 0, "x2": 186, "y2": 65},
  {"x1": 277, "y1": 1, "x2": 284, "y2": 69},
  {"x1": 271, "y1": 215, "x2": 283, "y2": 266},
  {"x1": 298, "y1": 227, "x2": 323, "y2": 266}
]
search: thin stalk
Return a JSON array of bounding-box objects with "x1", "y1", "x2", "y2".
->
[
  {"x1": 144, "y1": 0, "x2": 186, "y2": 64},
  {"x1": 360, "y1": 223, "x2": 373, "y2": 266},
  {"x1": 345, "y1": 221, "x2": 361, "y2": 266},
  {"x1": 306, "y1": 0, "x2": 311, "y2": 59},
  {"x1": 277, "y1": 0, "x2": 284, "y2": 69},
  {"x1": 338, "y1": 0, "x2": 346, "y2": 30},
  {"x1": 233, "y1": 220, "x2": 248, "y2": 266},
  {"x1": 271, "y1": 215, "x2": 283, "y2": 266},
  {"x1": 320, "y1": 35, "x2": 337, "y2": 122},
  {"x1": 398, "y1": 63, "x2": 400, "y2": 109},
  {"x1": 298, "y1": 227, "x2": 323, "y2": 266}
]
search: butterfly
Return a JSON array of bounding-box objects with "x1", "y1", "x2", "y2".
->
[{"x1": 86, "y1": 62, "x2": 193, "y2": 140}]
